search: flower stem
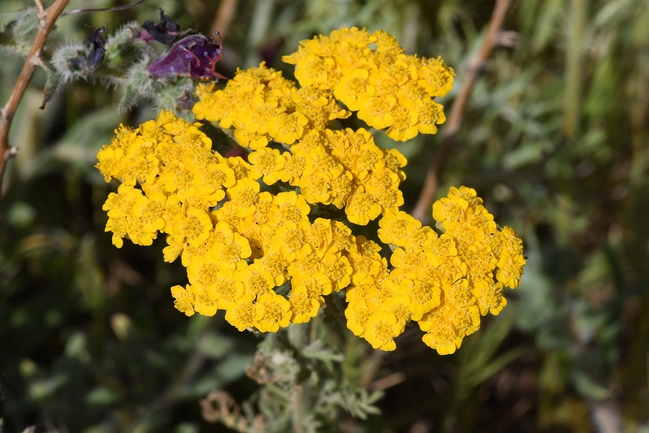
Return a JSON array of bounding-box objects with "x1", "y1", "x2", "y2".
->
[{"x1": 287, "y1": 323, "x2": 309, "y2": 432}]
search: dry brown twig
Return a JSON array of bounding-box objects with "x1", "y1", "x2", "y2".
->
[
  {"x1": 412, "y1": 0, "x2": 513, "y2": 223},
  {"x1": 60, "y1": 0, "x2": 145, "y2": 17},
  {"x1": 0, "y1": 0, "x2": 70, "y2": 196}
]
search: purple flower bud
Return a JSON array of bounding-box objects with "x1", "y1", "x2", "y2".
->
[
  {"x1": 141, "y1": 8, "x2": 181, "y2": 44},
  {"x1": 86, "y1": 27, "x2": 106, "y2": 71},
  {"x1": 147, "y1": 32, "x2": 227, "y2": 81}
]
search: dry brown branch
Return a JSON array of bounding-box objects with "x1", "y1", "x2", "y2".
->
[
  {"x1": 412, "y1": 0, "x2": 513, "y2": 223},
  {"x1": 0, "y1": 0, "x2": 70, "y2": 195},
  {"x1": 60, "y1": 0, "x2": 145, "y2": 17},
  {"x1": 34, "y1": 0, "x2": 45, "y2": 16}
]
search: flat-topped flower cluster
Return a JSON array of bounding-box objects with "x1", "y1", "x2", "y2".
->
[
  {"x1": 96, "y1": 27, "x2": 525, "y2": 355},
  {"x1": 282, "y1": 27, "x2": 453, "y2": 141},
  {"x1": 357, "y1": 189, "x2": 525, "y2": 353}
]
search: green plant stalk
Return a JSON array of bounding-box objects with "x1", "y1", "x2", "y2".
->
[
  {"x1": 564, "y1": 0, "x2": 588, "y2": 138},
  {"x1": 288, "y1": 324, "x2": 309, "y2": 433},
  {"x1": 291, "y1": 383, "x2": 306, "y2": 433}
]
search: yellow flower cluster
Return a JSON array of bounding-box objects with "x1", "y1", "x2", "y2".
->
[
  {"x1": 195, "y1": 63, "x2": 407, "y2": 226},
  {"x1": 282, "y1": 27, "x2": 454, "y2": 141},
  {"x1": 196, "y1": 27, "x2": 453, "y2": 144},
  {"x1": 194, "y1": 64, "x2": 351, "y2": 149},
  {"x1": 96, "y1": 111, "x2": 398, "y2": 334},
  {"x1": 345, "y1": 186, "x2": 525, "y2": 354},
  {"x1": 193, "y1": 27, "x2": 453, "y2": 226},
  {"x1": 97, "y1": 28, "x2": 526, "y2": 355},
  {"x1": 96, "y1": 111, "x2": 224, "y2": 249},
  {"x1": 245, "y1": 128, "x2": 407, "y2": 225}
]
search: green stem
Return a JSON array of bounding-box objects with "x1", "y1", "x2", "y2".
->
[
  {"x1": 287, "y1": 324, "x2": 309, "y2": 432},
  {"x1": 291, "y1": 383, "x2": 306, "y2": 433},
  {"x1": 309, "y1": 313, "x2": 320, "y2": 343},
  {"x1": 564, "y1": 0, "x2": 588, "y2": 138}
]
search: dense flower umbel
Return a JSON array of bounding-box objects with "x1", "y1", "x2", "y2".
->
[
  {"x1": 97, "y1": 111, "x2": 354, "y2": 332},
  {"x1": 194, "y1": 64, "x2": 351, "y2": 148},
  {"x1": 97, "y1": 28, "x2": 525, "y2": 355},
  {"x1": 195, "y1": 63, "x2": 407, "y2": 226},
  {"x1": 349, "y1": 186, "x2": 526, "y2": 354},
  {"x1": 193, "y1": 27, "x2": 450, "y2": 225},
  {"x1": 195, "y1": 27, "x2": 453, "y2": 143},
  {"x1": 282, "y1": 27, "x2": 454, "y2": 141}
]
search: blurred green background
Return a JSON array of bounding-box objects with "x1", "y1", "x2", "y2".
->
[{"x1": 1, "y1": 0, "x2": 648, "y2": 432}]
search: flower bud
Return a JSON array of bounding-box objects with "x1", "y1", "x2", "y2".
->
[{"x1": 140, "y1": 8, "x2": 181, "y2": 44}]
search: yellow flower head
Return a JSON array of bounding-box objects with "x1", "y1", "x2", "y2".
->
[
  {"x1": 254, "y1": 292, "x2": 292, "y2": 332},
  {"x1": 255, "y1": 249, "x2": 290, "y2": 287},
  {"x1": 225, "y1": 178, "x2": 261, "y2": 218},
  {"x1": 495, "y1": 227, "x2": 527, "y2": 289},
  {"x1": 212, "y1": 270, "x2": 246, "y2": 310},
  {"x1": 171, "y1": 285, "x2": 196, "y2": 317},
  {"x1": 190, "y1": 283, "x2": 219, "y2": 317},
  {"x1": 345, "y1": 297, "x2": 373, "y2": 337},
  {"x1": 248, "y1": 148, "x2": 286, "y2": 185},
  {"x1": 291, "y1": 86, "x2": 351, "y2": 129},
  {"x1": 289, "y1": 286, "x2": 322, "y2": 324},
  {"x1": 206, "y1": 221, "x2": 252, "y2": 271},
  {"x1": 224, "y1": 294, "x2": 256, "y2": 331},
  {"x1": 271, "y1": 221, "x2": 312, "y2": 262},
  {"x1": 345, "y1": 187, "x2": 383, "y2": 226},
  {"x1": 362, "y1": 311, "x2": 403, "y2": 351},
  {"x1": 272, "y1": 191, "x2": 311, "y2": 225},
  {"x1": 236, "y1": 261, "x2": 276, "y2": 298}
]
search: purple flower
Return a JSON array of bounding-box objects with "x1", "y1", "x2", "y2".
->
[{"x1": 147, "y1": 32, "x2": 227, "y2": 81}]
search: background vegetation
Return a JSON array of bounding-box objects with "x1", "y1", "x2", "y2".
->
[{"x1": 1, "y1": 0, "x2": 648, "y2": 432}]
